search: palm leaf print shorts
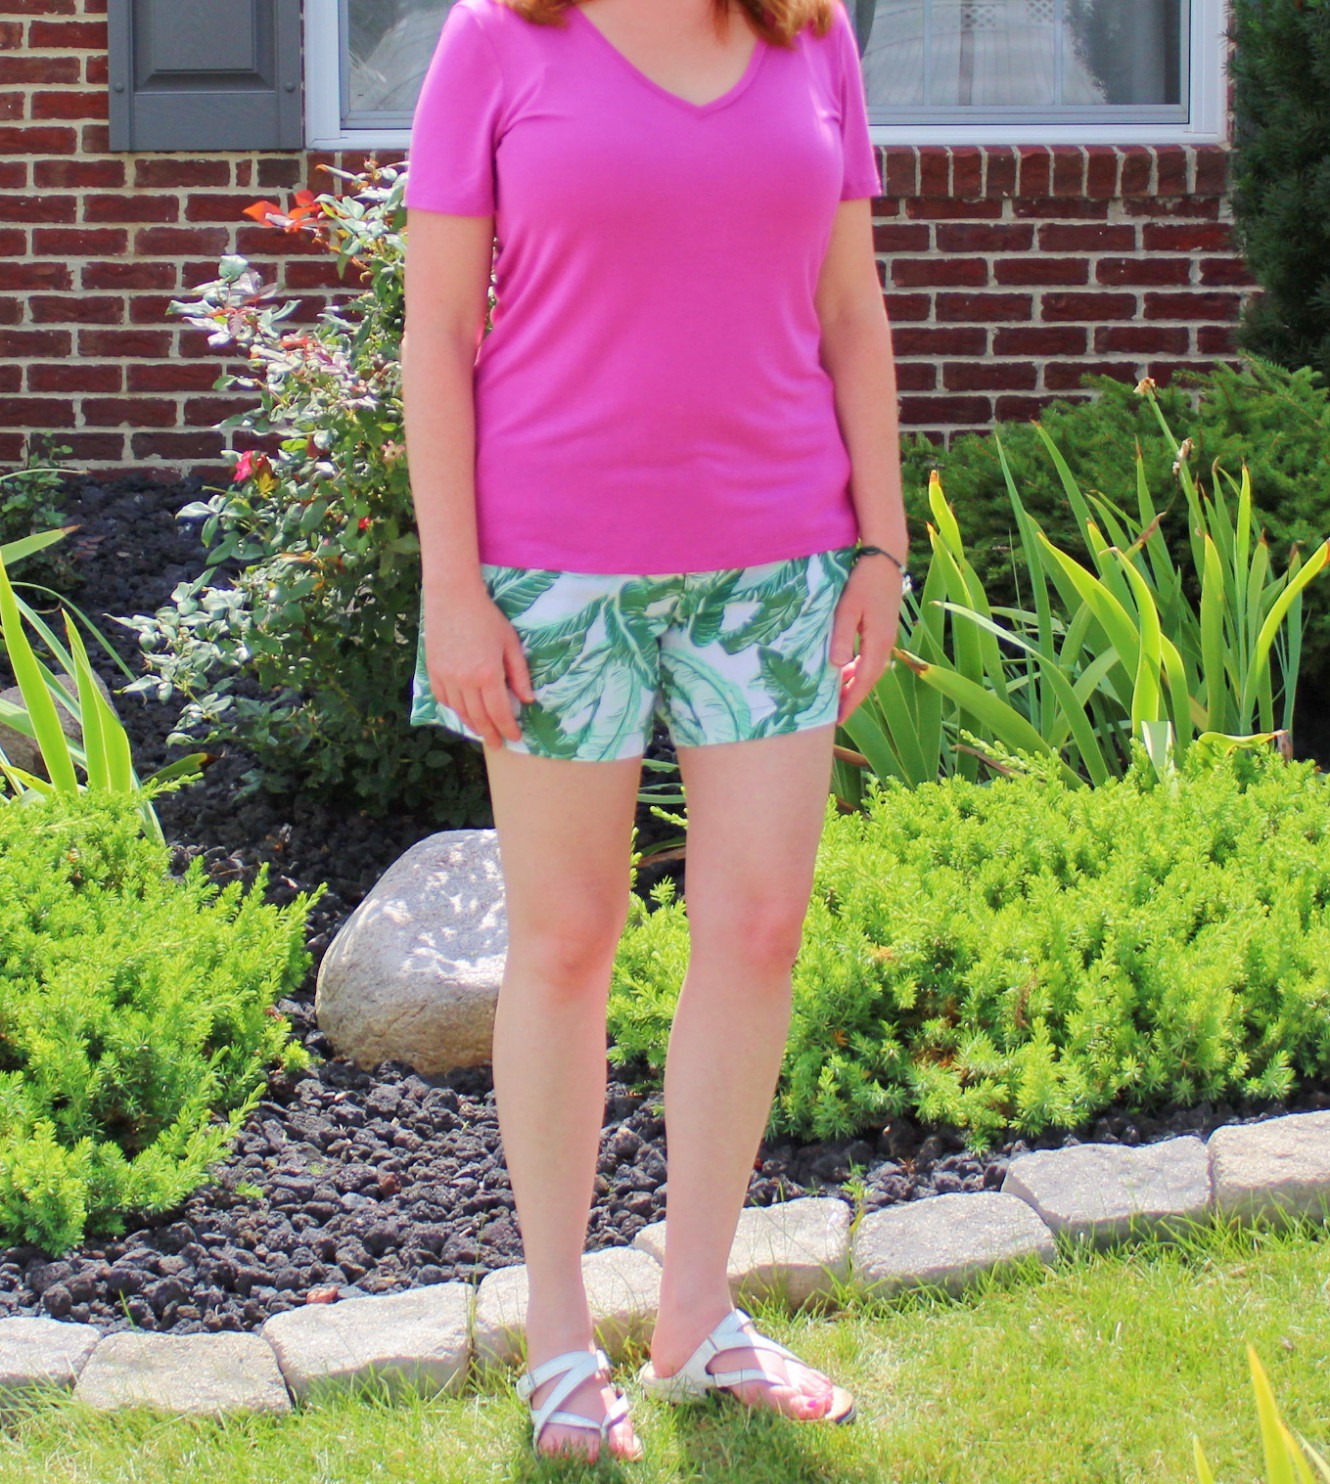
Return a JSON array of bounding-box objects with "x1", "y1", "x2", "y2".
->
[{"x1": 409, "y1": 544, "x2": 858, "y2": 762}]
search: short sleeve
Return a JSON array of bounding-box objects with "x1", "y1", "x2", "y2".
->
[
  {"x1": 405, "y1": 1, "x2": 505, "y2": 216},
  {"x1": 830, "y1": 1, "x2": 880, "y2": 200}
]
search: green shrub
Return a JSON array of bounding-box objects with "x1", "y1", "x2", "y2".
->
[
  {"x1": 899, "y1": 359, "x2": 1330, "y2": 690},
  {"x1": 609, "y1": 745, "x2": 1330, "y2": 1151},
  {"x1": 0, "y1": 786, "x2": 326, "y2": 1254},
  {"x1": 115, "y1": 162, "x2": 490, "y2": 826},
  {"x1": 0, "y1": 433, "x2": 79, "y2": 599}
]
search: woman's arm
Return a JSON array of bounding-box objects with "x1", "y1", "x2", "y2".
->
[
  {"x1": 814, "y1": 196, "x2": 908, "y2": 566},
  {"x1": 402, "y1": 207, "x2": 497, "y2": 595},
  {"x1": 814, "y1": 195, "x2": 909, "y2": 723}
]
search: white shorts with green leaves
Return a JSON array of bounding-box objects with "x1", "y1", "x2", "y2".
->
[{"x1": 410, "y1": 544, "x2": 858, "y2": 762}]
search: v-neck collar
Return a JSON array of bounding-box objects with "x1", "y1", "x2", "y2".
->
[{"x1": 568, "y1": 3, "x2": 767, "y2": 117}]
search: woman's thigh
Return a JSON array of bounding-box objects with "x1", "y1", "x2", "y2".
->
[
  {"x1": 674, "y1": 721, "x2": 838, "y2": 964},
  {"x1": 483, "y1": 745, "x2": 643, "y2": 965}
]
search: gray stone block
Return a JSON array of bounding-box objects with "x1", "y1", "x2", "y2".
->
[
  {"x1": 262, "y1": 1281, "x2": 472, "y2": 1403},
  {"x1": 1001, "y1": 1135, "x2": 1211, "y2": 1248},
  {"x1": 851, "y1": 1190, "x2": 1057, "y2": 1299},
  {"x1": 1209, "y1": 1109, "x2": 1330, "y2": 1228},
  {"x1": 633, "y1": 1196, "x2": 852, "y2": 1311},
  {"x1": 473, "y1": 1246, "x2": 662, "y2": 1368},
  {"x1": 74, "y1": 1331, "x2": 291, "y2": 1415},
  {"x1": 0, "y1": 1316, "x2": 101, "y2": 1415}
]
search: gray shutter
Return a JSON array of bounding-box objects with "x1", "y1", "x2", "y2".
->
[{"x1": 108, "y1": 0, "x2": 302, "y2": 151}]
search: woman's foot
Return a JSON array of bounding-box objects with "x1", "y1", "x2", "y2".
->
[
  {"x1": 648, "y1": 1304, "x2": 840, "y2": 1420},
  {"x1": 524, "y1": 1346, "x2": 645, "y2": 1461}
]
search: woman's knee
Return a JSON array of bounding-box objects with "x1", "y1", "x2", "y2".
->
[
  {"x1": 689, "y1": 891, "x2": 810, "y2": 974},
  {"x1": 505, "y1": 887, "x2": 632, "y2": 987}
]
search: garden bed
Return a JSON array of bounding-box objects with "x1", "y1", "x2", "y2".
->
[{"x1": 1, "y1": 469, "x2": 1328, "y2": 1337}]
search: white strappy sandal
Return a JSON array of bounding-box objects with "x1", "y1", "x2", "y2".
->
[
  {"x1": 637, "y1": 1306, "x2": 856, "y2": 1423},
  {"x1": 515, "y1": 1345, "x2": 645, "y2": 1460}
]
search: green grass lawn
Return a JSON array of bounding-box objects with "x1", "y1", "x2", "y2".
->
[{"x1": 2, "y1": 1210, "x2": 1327, "y2": 1483}]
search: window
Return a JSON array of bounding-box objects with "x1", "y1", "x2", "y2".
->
[{"x1": 301, "y1": 0, "x2": 1227, "y2": 151}]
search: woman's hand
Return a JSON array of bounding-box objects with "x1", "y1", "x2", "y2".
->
[
  {"x1": 828, "y1": 555, "x2": 906, "y2": 726},
  {"x1": 422, "y1": 580, "x2": 537, "y2": 750}
]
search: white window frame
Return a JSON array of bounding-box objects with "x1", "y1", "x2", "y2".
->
[{"x1": 303, "y1": 0, "x2": 1228, "y2": 153}]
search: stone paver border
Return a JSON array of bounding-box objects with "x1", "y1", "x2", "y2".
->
[{"x1": 0, "y1": 1108, "x2": 1326, "y2": 1417}]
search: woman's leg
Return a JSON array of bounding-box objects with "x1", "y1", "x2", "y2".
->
[
  {"x1": 483, "y1": 743, "x2": 645, "y2": 1460},
  {"x1": 648, "y1": 721, "x2": 841, "y2": 1417}
]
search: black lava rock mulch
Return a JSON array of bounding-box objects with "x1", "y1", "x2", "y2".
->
[{"x1": 1, "y1": 472, "x2": 1327, "y2": 1337}]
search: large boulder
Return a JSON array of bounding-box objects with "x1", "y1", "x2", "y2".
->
[
  {"x1": 314, "y1": 828, "x2": 507, "y2": 1075},
  {"x1": 0, "y1": 669, "x2": 118, "y2": 779}
]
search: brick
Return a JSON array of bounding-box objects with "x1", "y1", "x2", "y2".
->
[
  {"x1": 184, "y1": 395, "x2": 249, "y2": 425},
  {"x1": 1199, "y1": 257, "x2": 1259, "y2": 287},
  {"x1": 891, "y1": 326, "x2": 988, "y2": 356},
  {"x1": 29, "y1": 222, "x2": 123, "y2": 252},
  {"x1": 7, "y1": 0, "x2": 76, "y2": 12},
  {"x1": 1013, "y1": 197, "x2": 1110, "y2": 221},
  {"x1": 1050, "y1": 145, "x2": 1085, "y2": 196},
  {"x1": 78, "y1": 327, "x2": 171, "y2": 356},
  {"x1": 81, "y1": 260, "x2": 175, "y2": 290},
  {"x1": 32, "y1": 89, "x2": 105, "y2": 121},
  {"x1": 882, "y1": 291, "x2": 931, "y2": 322},
  {"x1": 0, "y1": 364, "x2": 19, "y2": 391},
  {"x1": 936, "y1": 292, "x2": 1033, "y2": 323},
  {"x1": 1096, "y1": 257, "x2": 1192, "y2": 287},
  {"x1": 0, "y1": 58, "x2": 80, "y2": 84},
  {"x1": 0, "y1": 192, "x2": 75, "y2": 221},
  {"x1": 1141, "y1": 222, "x2": 1233, "y2": 253},
  {"x1": 1038, "y1": 223, "x2": 1136, "y2": 252},
  {"x1": 0, "y1": 261, "x2": 71, "y2": 291},
  {"x1": 996, "y1": 394, "x2": 1067, "y2": 422},
  {"x1": 906, "y1": 196, "x2": 1004, "y2": 221},
  {"x1": 1094, "y1": 325, "x2": 1190, "y2": 355},
  {"x1": 950, "y1": 146, "x2": 984, "y2": 199},
  {"x1": 1017, "y1": 146, "x2": 1051, "y2": 197},
  {"x1": 183, "y1": 192, "x2": 279, "y2": 224},
  {"x1": 0, "y1": 93, "x2": 22, "y2": 123},
  {"x1": 873, "y1": 221, "x2": 929, "y2": 252},
  {"x1": 995, "y1": 257, "x2": 1089, "y2": 286},
  {"x1": 1143, "y1": 291, "x2": 1243, "y2": 321},
  {"x1": 984, "y1": 146, "x2": 1018, "y2": 197},
  {"x1": 29, "y1": 361, "x2": 121, "y2": 392},
  {"x1": 943, "y1": 361, "x2": 1037, "y2": 392},
  {"x1": 1198, "y1": 325, "x2": 1240, "y2": 354},
  {"x1": 919, "y1": 149, "x2": 950, "y2": 198},
  {"x1": 0, "y1": 299, "x2": 20, "y2": 325},
  {"x1": 132, "y1": 294, "x2": 194, "y2": 324},
  {"x1": 1045, "y1": 361, "x2": 1140, "y2": 391},
  {"x1": 131, "y1": 431, "x2": 226, "y2": 460},
  {"x1": 34, "y1": 159, "x2": 124, "y2": 190},
  {"x1": 46, "y1": 432, "x2": 127, "y2": 459},
  {"x1": 0, "y1": 227, "x2": 25, "y2": 253},
  {"x1": 127, "y1": 361, "x2": 221, "y2": 392},
  {"x1": 282, "y1": 261, "x2": 369, "y2": 290},
  {"x1": 0, "y1": 328, "x2": 71, "y2": 355},
  {"x1": 893, "y1": 258, "x2": 988, "y2": 288},
  {"x1": 256, "y1": 157, "x2": 305, "y2": 189},
  {"x1": 1122, "y1": 196, "x2": 1221, "y2": 220},
  {"x1": 1043, "y1": 292, "x2": 1137, "y2": 322},
  {"x1": 81, "y1": 124, "x2": 109, "y2": 152},
  {"x1": 0, "y1": 131, "x2": 77, "y2": 161},
  {"x1": 32, "y1": 289, "x2": 124, "y2": 322},
  {"x1": 134, "y1": 159, "x2": 231, "y2": 189},
  {"x1": 895, "y1": 361, "x2": 937, "y2": 391},
  {"x1": 83, "y1": 396, "x2": 177, "y2": 428},
  {"x1": 136, "y1": 226, "x2": 231, "y2": 256},
  {"x1": 0, "y1": 21, "x2": 21, "y2": 45},
  {"x1": 85, "y1": 53, "x2": 107, "y2": 84},
  {"x1": 29, "y1": 18, "x2": 106, "y2": 46},
  {"x1": 993, "y1": 326, "x2": 1087, "y2": 356},
  {"x1": 900, "y1": 395, "x2": 993, "y2": 425},
  {"x1": 1193, "y1": 147, "x2": 1230, "y2": 196},
  {"x1": 1085, "y1": 148, "x2": 1119, "y2": 199},
  {"x1": 1118, "y1": 148, "x2": 1154, "y2": 196},
  {"x1": 0, "y1": 163, "x2": 24, "y2": 189},
  {"x1": 0, "y1": 397, "x2": 76, "y2": 427},
  {"x1": 935, "y1": 222, "x2": 1034, "y2": 253},
  {"x1": 82, "y1": 194, "x2": 178, "y2": 224},
  {"x1": 235, "y1": 224, "x2": 325, "y2": 257},
  {"x1": 1156, "y1": 147, "x2": 1189, "y2": 196}
]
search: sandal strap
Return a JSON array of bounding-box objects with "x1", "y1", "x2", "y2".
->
[{"x1": 517, "y1": 1347, "x2": 624, "y2": 1446}]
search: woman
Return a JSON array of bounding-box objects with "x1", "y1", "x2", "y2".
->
[{"x1": 401, "y1": 0, "x2": 907, "y2": 1461}]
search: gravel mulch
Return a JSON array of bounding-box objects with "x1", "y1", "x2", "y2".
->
[{"x1": 1, "y1": 471, "x2": 1327, "y2": 1337}]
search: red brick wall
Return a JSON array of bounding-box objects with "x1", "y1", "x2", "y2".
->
[{"x1": 1, "y1": 0, "x2": 1261, "y2": 478}]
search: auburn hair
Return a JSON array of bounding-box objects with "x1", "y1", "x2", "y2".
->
[{"x1": 491, "y1": 0, "x2": 840, "y2": 49}]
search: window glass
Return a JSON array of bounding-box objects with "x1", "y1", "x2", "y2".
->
[
  {"x1": 853, "y1": 0, "x2": 1187, "y2": 120},
  {"x1": 346, "y1": 0, "x2": 452, "y2": 120}
]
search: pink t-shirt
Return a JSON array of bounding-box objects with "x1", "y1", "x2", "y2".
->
[{"x1": 405, "y1": 0, "x2": 881, "y2": 573}]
